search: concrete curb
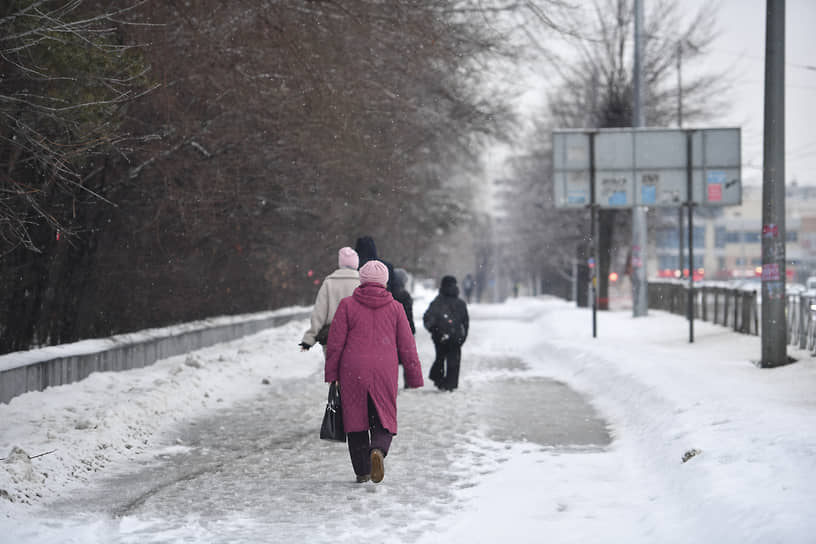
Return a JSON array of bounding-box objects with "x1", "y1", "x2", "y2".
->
[{"x1": 0, "y1": 309, "x2": 310, "y2": 405}]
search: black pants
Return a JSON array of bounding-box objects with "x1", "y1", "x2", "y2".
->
[
  {"x1": 346, "y1": 395, "x2": 393, "y2": 477},
  {"x1": 429, "y1": 341, "x2": 461, "y2": 391}
]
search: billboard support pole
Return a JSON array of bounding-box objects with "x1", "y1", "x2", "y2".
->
[
  {"x1": 632, "y1": 0, "x2": 648, "y2": 318},
  {"x1": 686, "y1": 130, "x2": 695, "y2": 343},
  {"x1": 590, "y1": 131, "x2": 598, "y2": 338}
]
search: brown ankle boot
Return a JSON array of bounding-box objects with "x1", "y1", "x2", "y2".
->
[{"x1": 370, "y1": 448, "x2": 384, "y2": 483}]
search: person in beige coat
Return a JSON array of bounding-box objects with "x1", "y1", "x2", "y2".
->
[{"x1": 300, "y1": 247, "x2": 360, "y2": 352}]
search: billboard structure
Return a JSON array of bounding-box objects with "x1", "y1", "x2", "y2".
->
[
  {"x1": 552, "y1": 127, "x2": 742, "y2": 342},
  {"x1": 553, "y1": 128, "x2": 741, "y2": 209}
]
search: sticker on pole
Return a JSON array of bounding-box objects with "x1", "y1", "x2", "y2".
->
[
  {"x1": 763, "y1": 224, "x2": 779, "y2": 238},
  {"x1": 761, "y1": 263, "x2": 780, "y2": 281}
]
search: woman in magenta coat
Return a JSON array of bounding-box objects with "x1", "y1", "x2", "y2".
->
[{"x1": 324, "y1": 259, "x2": 424, "y2": 483}]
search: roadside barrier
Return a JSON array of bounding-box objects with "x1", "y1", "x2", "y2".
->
[
  {"x1": 786, "y1": 292, "x2": 815, "y2": 351},
  {"x1": 0, "y1": 308, "x2": 309, "y2": 404},
  {"x1": 649, "y1": 280, "x2": 816, "y2": 353},
  {"x1": 649, "y1": 281, "x2": 759, "y2": 335}
]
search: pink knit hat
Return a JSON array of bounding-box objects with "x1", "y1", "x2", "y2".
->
[
  {"x1": 359, "y1": 260, "x2": 388, "y2": 287},
  {"x1": 338, "y1": 247, "x2": 359, "y2": 269}
]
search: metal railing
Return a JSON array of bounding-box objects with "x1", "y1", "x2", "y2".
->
[
  {"x1": 650, "y1": 280, "x2": 816, "y2": 354},
  {"x1": 649, "y1": 281, "x2": 759, "y2": 335},
  {"x1": 786, "y1": 292, "x2": 816, "y2": 351}
]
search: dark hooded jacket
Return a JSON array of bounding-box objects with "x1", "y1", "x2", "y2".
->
[
  {"x1": 390, "y1": 269, "x2": 415, "y2": 335},
  {"x1": 354, "y1": 236, "x2": 379, "y2": 268},
  {"x1": 423, "y1": 276, "x2": 469, "y2": 345}
]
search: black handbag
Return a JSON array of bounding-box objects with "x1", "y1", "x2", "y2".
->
[{"x1": 320, "y1": 382, "x2": 346, "y2": 442}]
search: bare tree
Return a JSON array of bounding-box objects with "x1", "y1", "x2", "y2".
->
[
  {"x1": 494, "y1": 0, "x2": 727, "y2": 303},
  {"x1": 0, "y1": 0, "x2": 156, "y2": 254},
  {"x1": 0, "y1": 0, "x2": 540, "y2": 353}
]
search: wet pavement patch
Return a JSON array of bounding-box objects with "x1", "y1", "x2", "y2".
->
[
  {"x1": 474, "y1": 376, "x2": 611, "y2": 449},
  {"x1": 460, "y1": 355, "x2": 611, "y2": 449}
]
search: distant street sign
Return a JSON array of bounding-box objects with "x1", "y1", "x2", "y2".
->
[{"x1": 552, "y1": 127, "x2": 741, "y2": 208}]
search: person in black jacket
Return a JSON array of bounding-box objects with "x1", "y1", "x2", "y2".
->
[
  {"x1": 354, "y1": 236, "x2": 379, "y2": 269},
  {"x1": 391, "y1": 268, "x2": 415, "y2": 335},
  {"x1": 354, "y1": 236, "x2": 410, "y2": 326},
  {"x1": 423, "y1": 275, "x2": 469, "y2": 392}
]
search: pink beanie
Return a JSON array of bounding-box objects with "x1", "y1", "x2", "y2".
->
[
  {"x1": 359, "y1": 260, "x2": 389, "y2": 287},
  {"x1": 338, "y1": 247, "x2": 359, "y2": 269}
]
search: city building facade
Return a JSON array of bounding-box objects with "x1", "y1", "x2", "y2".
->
[{"x1": 650, "y1": 183, "x2": 816, "y2": 284}]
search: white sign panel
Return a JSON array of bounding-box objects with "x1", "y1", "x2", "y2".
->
[
  {"x1": 597, "y1": 171, "x2": 634, "y2": 207},
  {"x1": 552, "y1": 131, "x2": 590, "y2": 171},
  {"x1": 554, "y1": 171, "x2": 591, "y2": 207},
  {"x1": 636, "y1": 170, "x2": 686, "y2": 205},
  {"x1": 552, "y1": 127, "x2": 741, "y2": 208},
  {"x1": 553, "y1": 131, "x2": 591, "y2": 208},
  {"x1": 596, "y1": 131, "x2": 634, "y2": 170}
]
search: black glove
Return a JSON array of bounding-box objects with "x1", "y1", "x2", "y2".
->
[{"x1": 299, "y1": 342, "x2": 312, "y2": 350}]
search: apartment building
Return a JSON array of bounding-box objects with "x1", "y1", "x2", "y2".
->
[{"x1": 651, "y1": 182, "x2": 816, "y2": 283}]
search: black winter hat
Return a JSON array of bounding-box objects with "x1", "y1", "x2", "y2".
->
[
  {"x1": 440, "y1": 275, "x2": 459, "y2": 297},
  {"x1": 354, "y1": 236, "x2": 378, "y2": 267},
  {"x1": 441, "y1": 275, "x2": 457, "y2": 289}
]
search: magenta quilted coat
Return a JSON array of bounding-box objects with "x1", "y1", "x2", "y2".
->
[{"x1": 324, "y1": 283, "x2": 424, "y2": 434}]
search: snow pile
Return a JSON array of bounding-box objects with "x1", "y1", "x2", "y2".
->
[{"x1": 0, "y1": 319, "x2": 320, "y2": 515}]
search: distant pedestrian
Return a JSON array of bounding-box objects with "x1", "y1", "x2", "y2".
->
[
  {"x1": 299, "y1": 247, "x2": 360, "y2": 354},
  {"x1": 392, "y1": 268, "x2": 417, "y2": 387},
  {"x1": 324, "y1": 260, "x2": 424, "y2": 483},
  {"x1": 423, "y1": 275, "x2": 469, "y2": 392},
  {"x1": 462, "y1": 273, "x2": 475, "y2": 303},
  {"x1": 391, "y1": 268, "x2": 415, "y2": 335}
]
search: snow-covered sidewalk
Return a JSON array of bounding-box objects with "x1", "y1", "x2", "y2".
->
[
  {"x1": 430, "y1": 297, "x2": 816, "y2": 543},
  {"x1": 1, "y1": 294, "x2": 815, "y2": 543}
]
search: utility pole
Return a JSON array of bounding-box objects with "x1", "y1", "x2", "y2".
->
[
  {"x1": 686, "y1": 129, "x2": 695, "y2": 343},
  {"x1": 761, "y1": 0, "x2": 787, "y2": 367},
  {"x1": 632, "y1": 0, "x2": 648, "y2": 317},
  {"x1": 677, "y1": 41, "x2": 685, "y2": 280},
  {"x1": 590, "y1": 133, "x2": 599, "y2": 338}
]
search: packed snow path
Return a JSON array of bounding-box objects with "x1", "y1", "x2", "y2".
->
[{"x1": 42, "y1": 345, "x2": 610, "y2": 542}]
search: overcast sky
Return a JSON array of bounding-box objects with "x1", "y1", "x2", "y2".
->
[
  {"x1": 696, "y1": 0, "x2": 816, "y2": 186},
  {"x1": 496, "y1": 0, "x2": 816, "y2": 190}
]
